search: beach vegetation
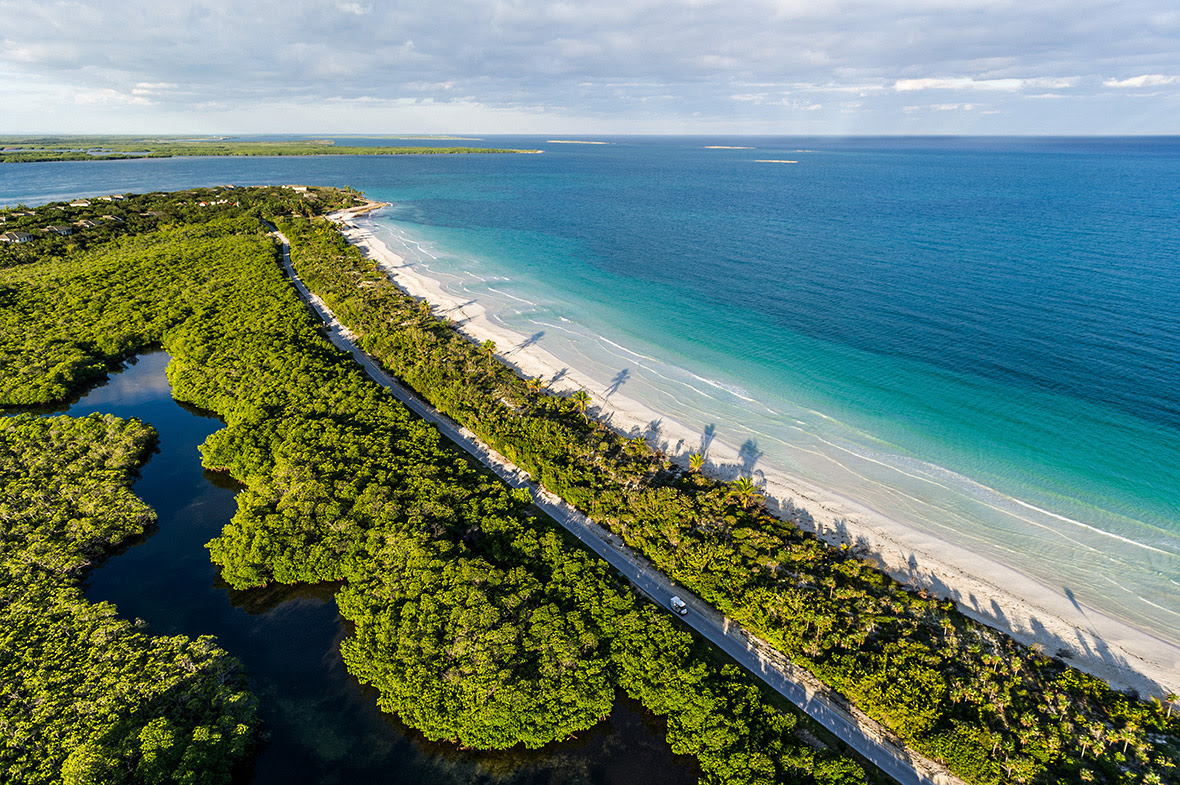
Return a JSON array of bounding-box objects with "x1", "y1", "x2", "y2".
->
[
  {"x1": 570, "y1": 388, "x2": 592, "y2": 413},
  {"x1": 728, "y1": 476, "x2": 765, "y2": 510},
  {"x1": 276, "y1": 208, "x2": 1180, "y2": 785}
]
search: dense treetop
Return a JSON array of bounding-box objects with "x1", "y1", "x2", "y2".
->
[
  {"x1": 0, "y1": 413, "x2": 256, "y2": 785},
  {"x1": 0, "y1": 187, "x2": 860, "y2": 785}
]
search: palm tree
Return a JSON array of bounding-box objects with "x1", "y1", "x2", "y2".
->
[
  {"x1": 569, "y1": 389, "x2": 591, "y2": 414},
  {"x1": 418, "y1": 300, "x2": 432, "y2": 319},
  {"x1": 688, "y1": 452, "x2": 705, "y2": 473},
  {"x1": 728, "y1": 476, "x2": 764, "y2": 510},
  {"x1": 525, "y1": 376, "x2": 545, "y2": 393},
  {"x1": 480, "y1": 339, "x2": 496, "y2": 361}
]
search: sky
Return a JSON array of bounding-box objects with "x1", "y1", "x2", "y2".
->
[{"x1": 1, "y1": 0, "x2": 1178, "y2": 135}]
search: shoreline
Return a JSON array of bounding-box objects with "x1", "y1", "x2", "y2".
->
[{"x1": 330, "y1": 205, "x2": 1180, "y2": 699}]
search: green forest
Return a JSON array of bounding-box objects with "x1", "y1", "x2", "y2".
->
[
  {"x1": 0, "y1": 413, "x2": 256, "y2": 785},
  {"x1": 0, "y1": 136, "x2": 535, "y2": 163},
  {"x1": 0, "y1": 187, "x2": 862, "y2": 785},
  {"x1": 276, "y1": 210, "x2": 1180, "y2": 784}
]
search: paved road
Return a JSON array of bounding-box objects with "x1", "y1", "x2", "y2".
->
[{"x1": 273, "y1": 230, "x2": 963, "y2": 785}]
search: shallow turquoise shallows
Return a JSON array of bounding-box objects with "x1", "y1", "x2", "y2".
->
[{"x1": 3, "y1": 135, "x2": 1177, "y2": 647}]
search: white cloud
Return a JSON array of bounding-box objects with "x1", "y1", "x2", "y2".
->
[
  {"x1": 131, "y1": 82, "x2": 179, "y2": 97},
  {"x1": 73, "y1": 87, "x2": 152, "y2": 106},
  {"x1": 903, "y1": 102, "x2": 978, "y2": 112},
  {"x1": 895, "y1": 77, "x2": 1019, "y2": 91},
  {"x1": 0, "y1": 0, "x2": 1176, "y2": 133},
  {"x1": 1103, "y1": 74, "x2": 1177, "y2": 88},
  {"x1": 894, "y1": 76, "x2": 1077, "y2": 92}
]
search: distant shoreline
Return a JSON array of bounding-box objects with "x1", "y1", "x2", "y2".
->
[
  {"x1": 0, "y1": 139, "x2": 538, "y2": 164},
  {"x1": 335, "y1": 206, "x2": 1180, "y2": 699}
]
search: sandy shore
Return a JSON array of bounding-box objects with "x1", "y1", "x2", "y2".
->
[{"x1": 328, "y1": 206, "x2": 1180, "y2": 700}]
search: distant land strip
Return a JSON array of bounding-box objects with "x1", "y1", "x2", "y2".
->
[{"x1": 0, "y1": 137, "x2": 538, "y2": 163}]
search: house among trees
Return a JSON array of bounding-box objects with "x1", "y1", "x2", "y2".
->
[
  {"x1": 45, "y1": 225, "x2": 72, "y2": 236},
  {"x1": 69, "y1": 200, "x2": 92, "y2": 207},
  {"x1": 75, "y1": 219, "x2": 99, "y2": 228},
  {"x1": 100, "y1": 214, "x2": 125, "y2": 223},
  {"x1": 1, "y1": 231, "x2": 35, "y2": 243}
]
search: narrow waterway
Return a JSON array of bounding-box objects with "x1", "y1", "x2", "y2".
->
[{"x1": 37, "y1": 350, "x2": 699, "y2": 785}]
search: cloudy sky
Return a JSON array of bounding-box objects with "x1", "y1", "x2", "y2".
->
[{"x1": 1, "y1": 0, "x2": 1177, "y2": 134}]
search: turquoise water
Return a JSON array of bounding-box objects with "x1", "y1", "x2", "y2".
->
[{"x1": 2, "y1": 136, "x2": 1177, "y2": 649}]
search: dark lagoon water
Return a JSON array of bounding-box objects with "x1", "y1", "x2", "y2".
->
[{"x1": 30, "y1": 351, "x2": 698, "y2": 785}]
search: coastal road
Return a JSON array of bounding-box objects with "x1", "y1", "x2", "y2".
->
[{"x1": 272, "y1": 228, "x2": 964, "y2": 785}]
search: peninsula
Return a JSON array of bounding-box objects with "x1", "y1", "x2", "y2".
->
[
  {"x1": 2, "y1": 186, "x2": 1177, "y2": 785},
  {"x1": 0, "y1": 186, "x2": 863, "y2": 785}
]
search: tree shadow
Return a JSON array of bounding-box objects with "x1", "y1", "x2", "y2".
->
[
  {"x1": 738, "y1": 439, "x2": 762, "y2": 477},
  {"x1": 510, "y1": 331, "x2": 545, "y2": 355},
  {"x1": 743, "y1": 484, "x2": 1171, "y2": 699},
  {"x1": 442, "y1": 299, "x2": 476, "y2": 314},
  {"x1": 605, "y1": 368, "x2": 630, "y2": 398},
  {"x1": 881, "y1": 551, "x2": 1164, "y2": 699},
  {"x1": 699, "y1": 424, "x2": 716, "y2": 455},
  {"x1": 219, "y1": 577, "x2": 343, "y2": 616}
]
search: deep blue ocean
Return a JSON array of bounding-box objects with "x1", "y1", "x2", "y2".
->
[{"x1": 3, "y1": 136, "x2": 1177, "y2": 647}]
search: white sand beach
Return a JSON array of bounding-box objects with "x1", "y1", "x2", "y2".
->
[{"x1": 329, "y1": 204, "x2": 1180, "y2": 700}]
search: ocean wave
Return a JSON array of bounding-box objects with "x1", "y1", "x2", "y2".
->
[
  {"x1": 485, "y1": 285, "x2": 539, "y2": 306},
  {"x1": 810, "y1": 434, "x2": 1177, "y2": 560}
]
